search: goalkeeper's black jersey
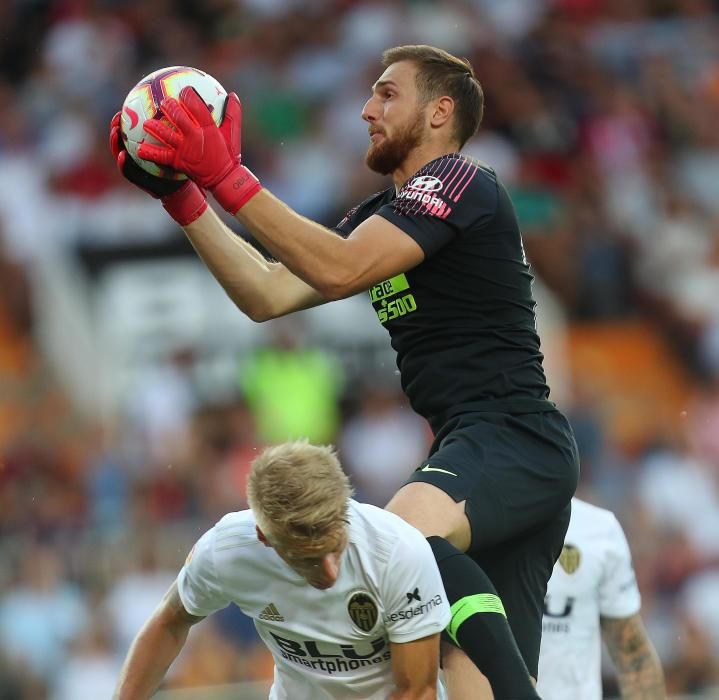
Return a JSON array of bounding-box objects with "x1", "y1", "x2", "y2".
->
[{"x1": 334, "y1": 153, "x2": 554, "y2": 434}]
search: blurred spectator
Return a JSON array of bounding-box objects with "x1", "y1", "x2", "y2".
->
[
  {"x1": 680, "y1": 567, "x2": 719, "y2": 659},
  {"x1": 340, "y1": 383, "x2": 430, "y2": 506},
  {"x1": 50, "y1": 615, "x2": 120, "y2": 700},
  {"x1": 83, "y1": 424, "x2": 130, "y2": 533},
  {"x1": 665, "y1": 611, "x2": 719, "y2": 696},
  {"x1": 122, "y1": 347, "x2": 199, "y2": 473},
  {"x1": 0, "y1": 543, "x2": 89, "y2": 683},
  {"x1": 0, "y1": 647, "x2": 46, "y2": 700},
  {"x1": 103, "y1": 540, "x2": 175, "y2": 657},
  {"x1": 637, "y1": 442, "x2": 719, "y2": 560},
  {"x1": 239, "y1": 317, "x2": 343, "y2": 444},
  {"x1": 190, "y1": 400, "x2": 263, "y2": 519}
]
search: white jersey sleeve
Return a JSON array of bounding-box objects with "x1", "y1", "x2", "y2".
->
[
  {"x1": 380, "y1": 528, "x2": 450, "y2": 643},
  {"x1": 176, "y1": 527, "x2": 231, "y2": 617},
  {"x1": 598, "y1": 514, "x2": 641, "y2": 619}
]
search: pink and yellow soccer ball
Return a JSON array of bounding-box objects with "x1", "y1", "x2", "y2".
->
[{"x1": 120, "y1": 66, "x2": 227, "y2": 180}]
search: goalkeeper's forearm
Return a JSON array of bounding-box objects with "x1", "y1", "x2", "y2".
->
[
  {"x1": 183, "y1": 205, "x2": 326, "y2": 320},
  {"x1": 112, "y1": 612, "x2": 191, "y2": 700}
]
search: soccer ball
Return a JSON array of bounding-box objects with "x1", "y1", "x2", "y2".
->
[{"x1": 120, "y1": 66, "x2": 227, "y2": 180}]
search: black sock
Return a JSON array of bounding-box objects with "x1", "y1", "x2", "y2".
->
[{"x1": 428, "y1": 536, "x2": 539, "y2": 700}]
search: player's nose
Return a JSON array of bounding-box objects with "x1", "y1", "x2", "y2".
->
[
  {"x1": 361, "y1": 96, "x2": 379, "y2": 123},
  {"x1": 314, "y1": 553, "x2": 340, "y2": 588}
]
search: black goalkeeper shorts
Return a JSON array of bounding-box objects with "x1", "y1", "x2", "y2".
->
[{"x1": 404, "y1": 409, "x2": 579, "y2": 676}]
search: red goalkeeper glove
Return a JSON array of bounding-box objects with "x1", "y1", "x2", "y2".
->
[
  {"x1": 109, "y1": 112, "x2": 207, "y2": 226},
  {"x1": 138, "y1": 88, "x2": 262, "y2": 215}
]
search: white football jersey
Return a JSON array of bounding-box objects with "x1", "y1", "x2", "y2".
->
[
  {"x1": 537, "y1": 498, "x2": 641, "y2": 700},
  {"x1": 177, "y1": 500, "x2": 450, "y2": 700}
]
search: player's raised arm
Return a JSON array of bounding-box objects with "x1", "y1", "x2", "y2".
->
[
  {"x1": 112, "y1": 581, "x2": 204, "y2": 700},
  {"x1": 109, "y1": 107, "x2": 325, "y2": 320},
  {"x1": 235, "y1": 190, "x2": 424, "y2": 299},
  {"x1": 139, "y1": 88, "x2": 426, "y2": 300},
  {"x1": 181, "y1": 206, "x2": 327, "y2": 320}
]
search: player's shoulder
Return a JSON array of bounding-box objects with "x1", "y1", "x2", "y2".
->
[
  {"x1": 186, "y1": 510, "x2": 268, "y2": 579},
  {"x1": 348, "y1": 500, "x2": 429, "y2": 564},
  {"x1": 208, "y1": 509, "x2": 262, "y2": 554},
  {"x1": 569, "y1": 498, "x2": 626, "y2": 542},
  {"x1": 336, "y1": 187, "x2": 394, "y2": 229},
  {"x1": 415, "y1": 152, "x2": 495, "y2": 178},
  {"x1": 411, "y1": 152, "x2": 496, "y2": 189},
  {"x1": 396, "y1": 152, "x2": 499, "y2": 214}
]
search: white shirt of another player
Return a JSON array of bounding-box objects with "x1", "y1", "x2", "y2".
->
[
  {"x1": 177, "y1": 500, "x2": 450, "y2": 700},
  {"x1": 537, "y1": 498, "x2": 641, "y2": 700}
]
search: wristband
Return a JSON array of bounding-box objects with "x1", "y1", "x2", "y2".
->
[
  {"x1": 161, "y1": 181, "x2": 208, "y2": 226},
  {"x1": 211, "y1": 164, "x2": 262, "y2": 215}
]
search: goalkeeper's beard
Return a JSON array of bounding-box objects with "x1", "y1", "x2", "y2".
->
[{"x1": 365, "y1": 111, "x2": 425, "y2": 175}]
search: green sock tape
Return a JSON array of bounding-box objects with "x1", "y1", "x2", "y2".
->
[{"x1": 447, "y1": 593, "x2": 506, "y2": 645}]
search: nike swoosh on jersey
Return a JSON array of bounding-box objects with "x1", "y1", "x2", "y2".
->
[{"x1": 421, "y1": 465, "x2": 458, "y2": 477}]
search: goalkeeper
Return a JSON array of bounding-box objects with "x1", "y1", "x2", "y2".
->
[{"x1": 111, "y1": 44, "x2": 580, "y2": 700}]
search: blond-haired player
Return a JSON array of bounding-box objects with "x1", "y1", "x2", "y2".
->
[{"x1": 113, "y1": 441, "x2": 450, "y2": 700}]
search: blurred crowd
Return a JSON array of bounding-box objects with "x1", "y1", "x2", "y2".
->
[{"x1": 2, "y1": 0, "x2": 719, "y2": 697}]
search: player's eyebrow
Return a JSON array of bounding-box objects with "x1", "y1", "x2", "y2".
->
[{"x1": 372, "y1": 79, "x2": 399, "y2": 94}]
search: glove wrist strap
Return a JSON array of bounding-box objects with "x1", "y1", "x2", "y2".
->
[
  {"x1": 161, "y1": 181, "x2": 208, "y2": 226},
  {"x1": 211, "y1": 164, "x2": 262, "y2": 215}
]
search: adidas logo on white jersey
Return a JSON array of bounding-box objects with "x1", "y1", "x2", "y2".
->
[{"x1": 259, "y1": 602, "x2": 284, "y2": 622}]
